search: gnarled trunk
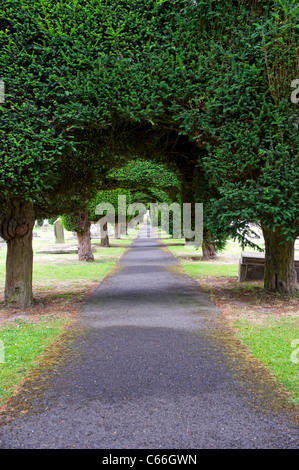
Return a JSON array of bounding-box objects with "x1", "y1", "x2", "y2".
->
[
  {"x1": 202, "y1": 240, "x2": 217, "y2": 260},
  {"x1": 262, "y1": 225, "x2": 297, "y2": 294},
  {"x1": 202, "y1": 231, "x2": 217, "y2": 260},
  {"x1": 0, "y1": 199, "x2": 35, "y2": 307},
  {"x1": 76, "y1": 210, "x2": 94, "y2": 262}
]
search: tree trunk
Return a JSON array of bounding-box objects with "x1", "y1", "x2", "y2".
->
[
  {"x1": 120, "y1": 223, "x2": 128, "y2": 236},
  {"x1": 184, "y1": 237, "x2": 192, "y2": 245},
  {"x1": 100, "y1": 217, "x2": 110, "y2": 247},
  {"x1": 76, "y1": 211, "x2": 94, "y2": 262},
  {"x1": 0, "y1": 199, "x2": 35, "y2": 307},
  {"x1": 114, "y1": 222, "x2": 121, "y2": 239},
  {"x1": 202, "y1": 231, "x2": 217, "y2": 260},
  {"x1": 262, "y1": 225, "x2": 297, "y2": 294},
  {"x1": 202, "y1": 241, "x2": 217, "y2": 260}
]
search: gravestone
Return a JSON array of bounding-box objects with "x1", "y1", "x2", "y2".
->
[
  {"x1": 90, "y1": 222, "x2": 102, "y2": 239},
  {"x1": 41, "y1": 218, "x2": 50, "y2": 232},
  {"x1": 53, "y1": 218, "x2": 65, "y2": 243},
  {"x1": 108, "y1": 223, "x2": 114, "y2": 236},
  {"x1": 36, "y1": 244, "x2": 97, "y2": 254},
  {"x1": 238, "y1": 251, "x2": 299, "y2": 282}
]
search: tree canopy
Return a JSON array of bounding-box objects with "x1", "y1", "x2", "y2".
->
[{"x1": 0, "y1": 0, "x2": 298, "y2": 305}]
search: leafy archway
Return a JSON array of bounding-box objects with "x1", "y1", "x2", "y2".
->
[{"x1": 0, "y1": 0, "x2": 298, "y2": 306}]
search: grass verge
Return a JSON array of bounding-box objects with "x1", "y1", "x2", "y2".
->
[
  {"x1": 0, "y1": 317, "x2": 69, "y2": 406},
  {"x1": 233, "y1": 317, "x2": 299, "y2": 405},
  {"x1": 165, "y1": 239, "x2": 299, "y2": 406},
  {"x1": 0, "y1": 234, "x2": 133, "y2": 406}
]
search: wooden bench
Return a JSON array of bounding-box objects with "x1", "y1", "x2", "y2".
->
[{"x1": 238, "y1": 252, "x2": 299, "y2": 282}]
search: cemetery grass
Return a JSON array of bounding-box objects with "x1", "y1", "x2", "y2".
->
[
  {"x1": 0, "y1": 235, "x2": 133, "y2": 406},
  {"x1": 164, "y1": 237, "x2": 299, "y2": 405}
]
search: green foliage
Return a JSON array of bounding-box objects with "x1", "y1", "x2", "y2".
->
[
  {"x1": 60, "y1": 213, "x2": 81, "y2": 233},
  {"x1": 91, "y1": 188, "x2": 133, "y2": 220},
  {"x1": 1, "y1": 0, "x2": 298, "y2": 248},
  {"x1": 0, "y1": 0, "x2": 161, "y2": 215},
  {"x1": 193, "y1": 0, "x2": 299, "y2": 244},
  {"x1": 107, "y1": 159, "x2": 180, "y2": 194}
]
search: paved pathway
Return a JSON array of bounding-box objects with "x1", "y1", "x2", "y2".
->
[{"x1": 0, "y1": 225, "x2": 298, "y2": 449}]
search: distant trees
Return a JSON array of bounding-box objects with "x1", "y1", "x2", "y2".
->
[{"x1": 61, "y1": 189, "x2": 133, "y2": 260}]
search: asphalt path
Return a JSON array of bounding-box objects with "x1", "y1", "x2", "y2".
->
[{"x1": 0, "y1": 224, "x2": 298, "y2": 449}]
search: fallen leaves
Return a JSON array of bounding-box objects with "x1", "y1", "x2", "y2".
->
[{"x1": 197, "y1": 277, "x2": 299, "y2": 325}]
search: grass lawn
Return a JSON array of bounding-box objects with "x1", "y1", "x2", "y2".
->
[
  {"x1": 0, "y1": 225, "x2": 136, "y2": 406},
  {"x1": 182, "y1": 263, "x2": 238, "y2": 278},
  {"x1": 0, "y1": 227, "x2": 134, "y2": 289}
]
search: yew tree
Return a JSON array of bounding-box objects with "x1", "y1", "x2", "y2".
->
[
  {"x1": 138, "y1": 0, "x2": 298, "y2": 287},
  {"x1": 0, "y1": 0, "x2": 142, "y2": 306},
  {"x1": 1, "y1": 0, "x2": 192, "y2": 307},
  {"x1": 192, "y1": 0, "x2": 299, "y2": 293}
]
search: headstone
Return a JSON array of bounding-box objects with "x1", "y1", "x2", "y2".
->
[
  {"x1": 53, "y1": 217, "x2": 65, "y2": 243},
  {"x1": 37, "y1": 244, "x2": 97, "y2": 254},
  {"x1": 108, "y1": 223, "x2": 114, "y2": 236},
  {"x1": 238, "y1": 251, "x2": 299, "y2": 281},
  {"x1": 41, "y1": 218, "x2": 49, "y2": 232}
]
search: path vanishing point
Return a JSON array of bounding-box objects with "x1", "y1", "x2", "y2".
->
[{"x1": 0, "y1": 224, "x2": 298, "y2": 449}]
